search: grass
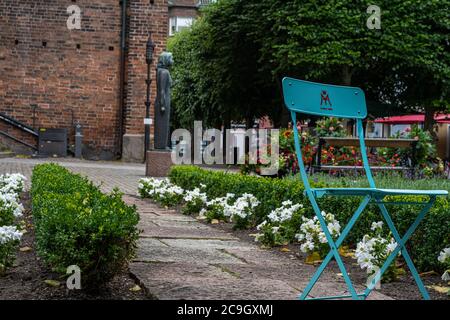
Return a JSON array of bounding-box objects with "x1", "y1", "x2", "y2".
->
[{"x1": 285, "y1": 172, "x2": 450, "y2": 192}]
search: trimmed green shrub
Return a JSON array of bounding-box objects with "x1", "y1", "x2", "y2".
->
[
  {"x1": 169, "y1": 165, "x2": 450, "y2": 272},
  {"x1": 31, "y1": 164, "x2": 139, "y2": 289}
]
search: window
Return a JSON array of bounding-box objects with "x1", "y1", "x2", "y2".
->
[{"x1": 169, "y1": 17, "x2": 194, "y2": 36}]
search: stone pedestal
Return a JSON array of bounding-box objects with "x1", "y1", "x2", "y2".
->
[
  {"x1": 146, "y1": 150, "x2": 173, "y2": 177},
  {"x1": 122, "y1": 134, "x2": 145, "y2": 162}
]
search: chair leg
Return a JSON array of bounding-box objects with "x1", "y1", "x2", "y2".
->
[
  {"x1": 299, "y1": 196, "x2": 371, "y2": 300},
  {"x1": 365, "y1": 198, "x2": 435, "y2": 300},
  {"x1": 299, "y1": 250, "x2": 334, "y2": 300}
]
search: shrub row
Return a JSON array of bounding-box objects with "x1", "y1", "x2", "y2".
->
[
  {"x1": 169, "y1": 165, "x2": 450, "y2": 272},
  {"x1": 31, "y1": 164, "x2": 140, "y2": 289}
]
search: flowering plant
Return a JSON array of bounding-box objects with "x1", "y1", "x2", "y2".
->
[
  {"x1": 295, "y1": 211, "x2": 341, "y2": 259},
  {"x1": 182, "y1": 186, "x2": 208, "y2": 215},
  {"x1": 0, "y1": 173, "x2": 25, "y2": 276},
  {"x1": 0, "y1": 193, "x2": 24, "y2": 226},
  {"x1": 0, "y1": 173, "x2": 26, "y2": 195},
  {"x1": 227, "y1": 193, "x2": 260, "y2": 230},
  {"x1": 138, "y1": 178, "x2": 184, "y2": 207},
  {"x1": 199, "y1": 193, "x2": 236, "y2": 223},
  {"x1": 0, "y1": 225, "x2": 22, "y2": 275},
  {"x1": 315, "y1": 117, "x2": 347, "y2": 138},
  {"x1": 255, "y1": 200, "x2": 305, "y2": 246},
  {"x1": 355, "y1": 221, "x2": 400, "y2": 283}
]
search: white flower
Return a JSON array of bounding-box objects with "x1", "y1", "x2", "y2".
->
[
  {"x1": 137, "y1": 178, "x2": 185, "y2": 204},
  {"x1": 0, "y1": 192, "x2": 24, "y2": 218},
  {"x1": 225, "y1": 193, "x2": 259, "y2": 221},
  {"x1": 355, "y1": 232, "x2": 400, "y2": 274},
  {"x1": 257, "y1": 220, "x2": 267, "y2": 231},
  {"x1": 386, "y1": 240, "x2": 398, "y2": 254},
  {"x1": 297, "y1": 212, "x2": 341, "y2": 254},
  {"x1": 267, "y1": 201, "x2": 302, "y2": 223},
  {"x1": 371, "y1": 221, "x2": 384, "y2": 232},
  {"x1": 0, "y1": 225, "x2": 22, "y2": 244},
  {"x1": 183, "y1": 188, "x2": 208, "y2": 204},
  {"x1": 0, "y1": 173, "x2": 27, "y2": 194}
]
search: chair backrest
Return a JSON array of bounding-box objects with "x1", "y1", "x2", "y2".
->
[
  {"x1": 282, "y1": 78, "x2": 367, "y2": 119},
  {"x1": 282, "y1": 77, "x2": 376, "y2": 189}
]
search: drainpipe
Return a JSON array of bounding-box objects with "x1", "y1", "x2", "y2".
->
[{"x1": 118, "y1": 0, "x2": 127, "y2": 158}]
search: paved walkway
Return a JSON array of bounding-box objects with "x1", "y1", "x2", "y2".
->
[
  {"x1": 125, "y1": 195, "x2": 390, "y2": 300},
  {"x1": 0, "y1": 157, "x2": 391, "y2": 300},
  {"x1": 0, "y1": 158, "x2": 144, "y2": 194}
]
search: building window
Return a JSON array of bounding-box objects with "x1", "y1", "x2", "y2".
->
[{"x1": 169, "y1": 17, "x2": 194, "y2": 36}]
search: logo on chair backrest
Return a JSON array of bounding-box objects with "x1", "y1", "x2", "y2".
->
[{"x1": 320, "y1": 90, "x2": 333, "y2": 110}]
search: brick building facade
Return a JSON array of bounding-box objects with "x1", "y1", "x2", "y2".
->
[
  {"x1": 0, "y1": 0, "x2": 168, "y2": 161},
  {"x1": 168, "y1": 1, "x2": 215, "y2": 35}
]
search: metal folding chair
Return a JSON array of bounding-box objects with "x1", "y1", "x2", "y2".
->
[{"x1": 282, "y1": 77, "x2": 448, "y2": 300}]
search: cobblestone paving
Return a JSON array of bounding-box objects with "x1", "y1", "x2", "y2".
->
[
  {"x1": 0, "y1": 158, "x2": 145, "y2": 195},
  {"x1": 1, "y1": 157, "x2": 392, "y2": 300}
]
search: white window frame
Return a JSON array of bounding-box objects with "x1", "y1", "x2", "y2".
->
[{"x1": 169, "y1": 16, "x2": 194, "y2": 36}]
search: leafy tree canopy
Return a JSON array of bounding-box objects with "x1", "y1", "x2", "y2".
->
[{"x1": 169, "y1": 0, "x2": 449, "y2": 129}]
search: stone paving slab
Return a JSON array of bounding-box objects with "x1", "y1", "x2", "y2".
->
[
  {"x1": 131, "y1": 262, "x2": 299, "y2": 300},
  {"x1": 138, "y1": 219, "x2": 238, "y2": 240},
  {"x1": 160, "y1": 239, "x2": 253, "y2": 251},
  {"x1": 126, "y1": 196, "x2": 393, "y2": 300},
  {"x1": 136, "y1": 239, "x2": 246, "y2": 264}
]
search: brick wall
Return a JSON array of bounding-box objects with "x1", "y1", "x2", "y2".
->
[
  {"x1": 169, "y1": 0, "x2": 199, "y2": 19},
  {"x1": 0, "y1": 0, "x2": 168, "y2": 160}
]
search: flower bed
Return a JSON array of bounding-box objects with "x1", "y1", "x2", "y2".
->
[
  {"x1": 0, "y1": 173, "x2": 26, "y2": 275},
  {"x1": 166, "y1": 165, "x2": 450, "y2": 273},
  {"x1": 31, "y1": 164, "x2": 139, "y2": 289}
]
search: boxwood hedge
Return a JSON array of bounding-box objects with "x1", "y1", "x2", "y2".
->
[
  {"x1": 169, "y1": 165, "x2": 450, "y2": 272},
  {"x1": 31, "y1": 164, "x2": 140, "y2": 289}
]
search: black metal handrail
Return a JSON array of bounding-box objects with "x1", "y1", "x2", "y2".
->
[{"x1": 0, "y1": 112, "x2": 38, "y2": 137}]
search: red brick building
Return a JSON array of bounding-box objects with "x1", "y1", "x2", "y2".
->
[
  {"x1": 0, "y1": 0, "x2": 169, "y2": 161},
  {"x1": 169, "y1": 1, "x2": 216, "y2": 35}
]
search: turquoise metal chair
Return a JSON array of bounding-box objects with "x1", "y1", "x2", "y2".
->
[{"x1": 282, "y1": 77, "x2": 448, "y2": 300}]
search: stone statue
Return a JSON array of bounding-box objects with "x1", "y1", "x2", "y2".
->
[{"x1": 154, "y1": 52, "x2": 174, "y2": 150}]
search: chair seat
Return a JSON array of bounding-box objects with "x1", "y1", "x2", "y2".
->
[{"x1": 311, "y1": 188, "x2": 449, "y2": 198}]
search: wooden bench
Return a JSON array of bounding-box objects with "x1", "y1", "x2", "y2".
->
[{"x1": 314, "y1": 137, "x2": 418, "y2": 173}]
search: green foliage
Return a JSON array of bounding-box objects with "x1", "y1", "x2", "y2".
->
[
  {"x1": 315, "y1": 118, "x2": 347, "y2": 138},
  {"x1": 182, "y1": 197, "x2": 205, "y2": 216},
  {"x1": 169, "y1": 165, "x2": 450, "y2": 272},
  {"x1": 138, "y1": 178, "x2": 184, "y2": 208},
  {"x1": 170, "y1": 0, "x2": 449, "y2": 127},
  {"x1": 169, "y1": 165, "x2": 314, "y2": 222},
  {"x1": 0, "y1": 238, "x2": 20, "y2": 275},
  {"x1": 31, "y1": 164, "x2": 139, "y2": 289},
  {"x1": 256, "y1": 206, "x2": 305, "y2": 247},
  {"x1": 379, "y1": 124, "x2": 438, "y2": 168}
]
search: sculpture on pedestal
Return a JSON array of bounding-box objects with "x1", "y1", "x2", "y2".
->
[{"x1": 154, "y1": 52, "x2": 174, "y2": 150}]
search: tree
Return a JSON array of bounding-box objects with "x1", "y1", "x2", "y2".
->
[
  {"x1": 168, "y1": 1, "x2": 276, "y2": 130},
  {"x1": 169, "y1": 0, "x2": 450, "y2": 131}
]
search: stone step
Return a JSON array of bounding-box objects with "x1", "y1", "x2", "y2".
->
[{"x1": 0, "y1": 151, "x2": 15, "y2": 159}]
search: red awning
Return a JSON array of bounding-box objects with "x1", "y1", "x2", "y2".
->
[{"x1": 374, "y1": 114, "x2": 450, "y2": 124}]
